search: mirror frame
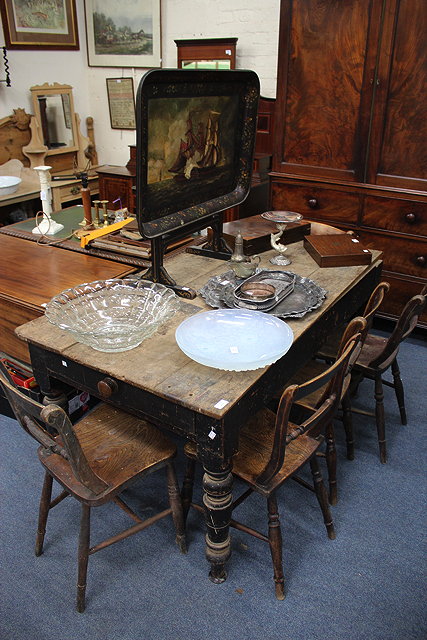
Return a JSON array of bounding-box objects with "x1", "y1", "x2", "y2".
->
[{"x1": 30, "y1": 83, "x2": 79, "y2": 156}]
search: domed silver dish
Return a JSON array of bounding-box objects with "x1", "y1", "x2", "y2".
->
[{"x1": 45, "y1": 279, "x2": 179, "y2": 352}]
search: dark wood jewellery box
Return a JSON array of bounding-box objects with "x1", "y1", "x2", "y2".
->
[
  {"x1": 304, "y1": 234, "x2": 373, "y2": 267},
  {"x1": 134, "y1": 68, "x2": 260, "y2": 297}
]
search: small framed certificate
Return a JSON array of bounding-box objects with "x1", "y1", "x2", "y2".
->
[{"x1": 106, "y1": 78, "x2": 136, "y2": 130}]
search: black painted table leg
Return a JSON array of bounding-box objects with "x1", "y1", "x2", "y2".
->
[{"x1": 202, "y1": 466, "x2": 233, "y2": 582}]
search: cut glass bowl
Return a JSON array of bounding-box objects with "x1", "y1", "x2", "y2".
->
[
  {"x1": 175, "y1": 308, "x2": 294, "y2": 371},
  {"x1": 45, "y1": 279, "x2": 179, "y2": 352}
]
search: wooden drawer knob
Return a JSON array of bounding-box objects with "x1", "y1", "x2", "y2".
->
[
  {"x1": 405, "y1": 212, "x2": 417, "y2": 223},
  {"x1": 70, "y1": 185, "x2": 80, "y2": 195},
  {"x1": 415, "y1": 256, "x2": 425, "y2": 267},
  {"x1": 97, "y1": 377, "x2": 118, "y2": 398},
  {"x1": 307, "y1": 198, "x2": 318, "y2": 209}
]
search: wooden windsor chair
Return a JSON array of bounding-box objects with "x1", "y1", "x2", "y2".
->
[
  {"x1": 0, "y1": 361, "x2": 186, "y2": 612},
  {"x1": 279, "y1": 315, "x2": 368, "y2": 505},
  {"x1": 317, "y1": 284, "x2": 426, "y2": 463},
  {"x1": 281, "y1": 282, "x2": 390, "y2": 507},
  {"x1": 181, "y1": 331, "x2": 362, "y2": 600}
]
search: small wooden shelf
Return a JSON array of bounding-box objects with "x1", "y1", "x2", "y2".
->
[{"x1": 175, "y1": 38, "x2": 237, "y2": 70}]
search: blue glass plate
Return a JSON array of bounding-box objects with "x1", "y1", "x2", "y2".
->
[{"x1": 175, "y1": 308, "x2": 293, "y2": 371}]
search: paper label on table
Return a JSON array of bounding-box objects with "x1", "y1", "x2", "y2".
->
[
  {"x1": 208, "y1": 429, "x2": 217, "y2": 440},
  {"x1": 214, "y1": 399, "x2": 229, "y2": 409},
  {"x1": 61, "y1": 360, "x2": 68, "y2": 367},
  {"x1": 40, "y1": 190, "x2": 47, "y2": 201}
]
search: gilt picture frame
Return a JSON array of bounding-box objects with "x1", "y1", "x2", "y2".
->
[
  {"x1": 84, "y1": 0, "x2": 161, "y2": 68},
  {"x1": 0, "y1": 0, "x2": 79, "y2": 50}
]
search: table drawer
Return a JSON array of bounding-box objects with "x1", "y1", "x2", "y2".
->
[
  {"x1": 53, "y1": 178, "x2": 99, "y2": 206},
  {"x1": 43, "y1": 352, "x2": 196, "y2": 438},
  {"x1": 357, "y1": 230, "x2": 426, "y2": 278},
  {"x1": 363, "y1": 196, "x2": 427, "y2": 236},
  {"x1": 271, "y1": 181, "x2": 360, "y2": 224}
]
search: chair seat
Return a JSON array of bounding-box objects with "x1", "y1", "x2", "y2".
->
[
  {"x1": 39, "y1": 403, "x2": 177, "y2": 505},
  {"x1": 185, "y1": 408, "x2": 321, "y2": 496},
  {"x1": 274, "y1": 359, "x2": 351, "y2": 414},
  {"x1": 354, "y1": 334, "x2": 398, "y2": 372}
]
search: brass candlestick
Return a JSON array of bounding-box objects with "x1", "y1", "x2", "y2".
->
[
  {"x1": 92, "y1": 200, "x2": 101, "y2": 227},
  {"x1": 101, "y1": 200, "x2": 109, "y2": 227}
]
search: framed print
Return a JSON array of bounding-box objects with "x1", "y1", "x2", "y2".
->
[
  {"x1": 106, "y1": 77, "x2": 136, "y2": 129},
  {"x1": 84, "y1": 0, "x2": 161, "y2": 68},
  {"x1": 0, "y1": 0, "x2": 79, "y2": 50}
]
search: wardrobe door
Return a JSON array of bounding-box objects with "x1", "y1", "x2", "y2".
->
[
  {"x1": 368, "y1": 0, "x2": 427, "y2": 191},
  {"x1": 272, "y1": 0, "x2": 382, "y2": 183}
]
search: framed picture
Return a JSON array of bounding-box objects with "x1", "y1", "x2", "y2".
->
[
  {"x1": 0, "y1": 0, "x2": 79, "y2": 50},
  {"x1": 84, "y1": 0, "x2": 161, "y2": 68},
  {"x1": 135, "y1": 69, "x2": 260, "y2": 239},
  {"x1": 106, "y1": 77, "x2": 136, "y2": 129}
]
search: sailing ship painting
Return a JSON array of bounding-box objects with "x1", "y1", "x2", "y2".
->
[
  {"x1": 168, "y1": 111, "x2": 221, "y2": 180},
  {"x1": 146, "y1": 95, "x2": 238, "y2": 187}
]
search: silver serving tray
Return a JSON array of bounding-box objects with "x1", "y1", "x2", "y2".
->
[
  {"x1": 199, "y1": 269, "x2": 327, "y2": 318},
  {"x1": 233, "y1": 271, "x2": 295, "y2": 311}
]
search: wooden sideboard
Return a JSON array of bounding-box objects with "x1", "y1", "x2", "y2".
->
[
  {"x1": 0, "y1": 234, "x2": 136, "y2": 364},
  {"x1": 270, "y1": 0, "x2": 426, "y2": 327}
]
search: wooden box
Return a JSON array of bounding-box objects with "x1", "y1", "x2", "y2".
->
[
  {"x1": 216, "y1": 216, "x2": 311, "y2": 255},
  {"x1": 304, "y1": 234, "x2": 372, "y2": 267}
]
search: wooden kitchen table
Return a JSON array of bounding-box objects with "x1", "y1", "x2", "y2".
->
[{"x1": 15, "y1": 241, "x2": 382, "y2": 582}]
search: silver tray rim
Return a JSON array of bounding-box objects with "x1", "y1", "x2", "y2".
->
[{"x1": 199, "y1": 269, "x2": 327, "y2": 318}]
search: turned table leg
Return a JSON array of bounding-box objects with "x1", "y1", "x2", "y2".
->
[{"x1": 202, "y1": 466, "x2": 233, "y2": 582}]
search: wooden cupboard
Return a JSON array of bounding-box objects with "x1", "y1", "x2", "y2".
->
[
  {"x1": 97, "y1": 165, "x2": 135, "y2": 213},
  {"x1": 270, "y1": 0, "x2": 426, "y2": 326}
]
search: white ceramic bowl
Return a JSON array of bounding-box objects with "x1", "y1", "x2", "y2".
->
[
  {"x1": 0, "y1": 176, "x2": 22, "y2": 195},
  {"x1": 175, "y1": 308, "x2": 294, "y2": 371}
]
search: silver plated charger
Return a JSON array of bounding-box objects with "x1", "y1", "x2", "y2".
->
[{"x1": 199, "y1": 269, "x2": 327, "y2": 319}]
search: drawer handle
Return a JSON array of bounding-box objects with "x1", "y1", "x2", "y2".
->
[
  {"x1": 308, "y1": 198, "x2": 318, "y2": 209},
  {"x1": 97, "y1": 377, "x2": 118, "y2": 398},
  {"x1": 415, "y1": 256, "x2": 425, "y2": 267},
  {"x1": 405, "y1": 213, "x2": 417, "y2": 223},
  {"x1": 70, "y1": 185, "x2": 80, "y2": 195}
]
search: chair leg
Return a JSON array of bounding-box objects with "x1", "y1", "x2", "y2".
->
[
  {"x1": 77, "y1": 504, "x2": 90, "y2": 613},
  {"x1": 374, "y1": 374, "x2": 387, "y2": 464},
  {"x1": 181, "y1": 458, "x2": 196, "y2": 525},
  {"x1": 341, "y1": 391, "x2": 355, "y2": 461},
  {"x1": 35, "y1": 472, "x2": 53, "y2": 556},
  {"x1": 309, "y1": 456, "x2": 336, "y2": 540},
  {"x1": 391, "y1": 358, "x2": 407, "y2": 425},
  {"x1": 267, "y1": 493, "x2": 285, "y2": 600},
  {"x1": 166, "y1": 462, "x2": 187, "y2": 554},
  {"x1": 325, "y1": 422, "x2": 338, "y2": 506}
]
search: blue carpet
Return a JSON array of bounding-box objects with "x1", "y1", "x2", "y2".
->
[{"x1": 0, "y1": 334, "x2": 426, "y2": 640}]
